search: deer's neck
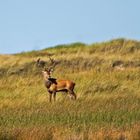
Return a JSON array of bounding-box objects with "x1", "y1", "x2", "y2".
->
[
  {"x1": 44, "y1": 77, "x2": 57, "y2": 89},
  {"x1": 44, "y1": 80, "x2": 52, "y2": 89},
  {"x1": 43, "y1": 75, "x2": 51, "y2": 81}
]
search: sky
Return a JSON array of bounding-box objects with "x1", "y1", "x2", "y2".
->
[{"x1": 0, "y1": 0, "x2": 140, "y2": 54}]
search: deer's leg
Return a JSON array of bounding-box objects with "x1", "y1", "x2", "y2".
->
[
  {"x1": 49, "y1": 92, "x2": 52, "y2": 103},
  {"x1": 68, "y1": 90, "x2": 76, "y2": 100},
  {"x1": 53, "y1": 92, "x2": 56, "y2": 102},
  {"x1": 49, "y1": 93, "x2": 52, "y2": 102},
  {"x1": 71, "y1": 91, "x2": 76, "y2": 100}
]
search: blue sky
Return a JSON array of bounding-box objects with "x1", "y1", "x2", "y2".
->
[{"x1": 0, "y1": 0, "x2": 140, "y2": 54}]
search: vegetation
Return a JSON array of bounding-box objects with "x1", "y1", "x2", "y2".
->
[{"x1": 0, "y1": 38, "x2": 140, "y2": 139}]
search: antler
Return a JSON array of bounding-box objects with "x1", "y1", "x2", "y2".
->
[{"x1": 46, "y1": 56, "x2": 57, "y2": 72}]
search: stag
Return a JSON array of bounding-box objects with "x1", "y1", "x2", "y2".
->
[
  {"x1": 36, "y1": 58, "x2": 47, "y2": 68},
  {"x1": 42, "y1": 57, "x2": 76, "y2": 102}
]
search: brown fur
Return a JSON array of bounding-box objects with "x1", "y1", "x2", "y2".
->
[{"x1": 42, "y1": 70, "x2": 76, "y2": 102}]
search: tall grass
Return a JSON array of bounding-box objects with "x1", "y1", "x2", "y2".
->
[{"x1": 0, "y1": 39, "x2": 140, "y2": 139}]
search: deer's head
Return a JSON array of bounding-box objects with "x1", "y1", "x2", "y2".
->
[
  {"x1": 42, "y1": 68, "x2": 52, "y2": 80},
  {"x1": 42, "y1": 56, "x2": 56, "y2": 80}
]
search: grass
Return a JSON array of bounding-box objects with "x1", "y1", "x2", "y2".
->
[{"x1": 0, "y1": 38, "x2": 140, "y2": 139}]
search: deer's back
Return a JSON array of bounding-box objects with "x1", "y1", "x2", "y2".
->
[{"x1": 55, "y1": 79, "x2": 75, "y2": 90}]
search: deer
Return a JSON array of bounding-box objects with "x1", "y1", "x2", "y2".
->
[
  {"x1": 36, "y1": 58, "x2": 46, "y2": 68},
  {"x1": 111, "y1": 60, "x2": 125, "y2": 71},
  {"x1": 42, "y1": 56, "x2": 76, "y2": 102}
]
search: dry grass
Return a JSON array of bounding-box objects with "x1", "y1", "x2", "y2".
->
[{"x1": 0, "y1": 39, "x2": 140, "y2": 139}]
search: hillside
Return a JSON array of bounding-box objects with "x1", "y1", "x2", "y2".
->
[{"x1": 0, "y1": 38, "x2": 140, "y2": 140}]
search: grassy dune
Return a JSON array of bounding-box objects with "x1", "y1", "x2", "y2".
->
[{"x1": 0, "y1": 39, "x2": 140, "y2": 139}]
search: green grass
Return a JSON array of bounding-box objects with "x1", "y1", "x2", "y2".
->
[{"x1": 0, "y1": 38, "x2": 140, "y2": 139}]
